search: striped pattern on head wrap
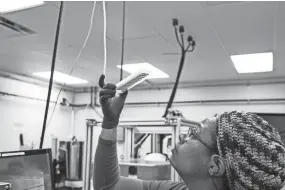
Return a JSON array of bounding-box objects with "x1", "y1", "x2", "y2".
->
[{"x1": 217, "y1": 111, "x2": 285, "y2": 190}]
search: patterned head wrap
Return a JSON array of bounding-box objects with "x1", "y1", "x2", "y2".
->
[{"x1": 217, "y1": 111, "x2": 285, "y2": 190}]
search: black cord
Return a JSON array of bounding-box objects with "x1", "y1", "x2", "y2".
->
[
  {"x1": 174, "y1": 27, "x2": 182, "y2": 48},
  {"x1": 162, "y1": 51, "x2": 186, "y2": 117},
  {"x1": 20, "y1": 133, "x2": 24, "y2": 146},
  {"x1": 185, "y1": 42, "x2": 192, "y2": 52},
  {"x1": 47, "y1": 86, "x2": 63, "y2": 128},
  {"x1": 120, "y1": 1, "x2": 126, "y2": 81},
  {"x1": 39, "y1": 1, "x2": 64, "y2": 149},
  {"x1": 180, "y1": 33, "x2": 184, "y2": 49},
  {"x1": 162, "y1": 20, "x2": 196, "y2": 118}
]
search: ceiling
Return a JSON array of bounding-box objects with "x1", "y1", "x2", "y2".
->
[{"x1": 1, "y1": 1, "x2": 285, "y2": 89}]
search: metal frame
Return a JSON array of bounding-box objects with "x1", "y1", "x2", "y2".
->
[
  {"x1": 114, "y1": 118, "x2": 199, "y2": 182},
  {"x1": 83, "y1": 119, "x2": 96, "y2": 190},
  {"x1": 83, "y1": 118, "x2": 200, "y2": 185}
]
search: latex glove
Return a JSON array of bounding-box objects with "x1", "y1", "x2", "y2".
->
[{"x1": 99, "y1": 74, "x2": 128, "y2": 129}]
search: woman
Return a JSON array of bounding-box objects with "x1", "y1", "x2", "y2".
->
[{"x1": 94, "y1": 75, "x2": 285, "y2": 190}]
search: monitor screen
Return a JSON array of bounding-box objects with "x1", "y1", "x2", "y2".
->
[{"x1": 0, "y1": 149, "x2": 53, "y2": 190}]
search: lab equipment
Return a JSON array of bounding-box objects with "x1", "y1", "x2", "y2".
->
[
  {"x1": 52, "y1": 138, "x2": 84, "y2": 189},
  {"x1": 0, "y1": 182, "x2": 11, "y2": 190},
  {"x1": 0, "y1": 149, "x2": 54, "y2": 190},
  {"x1": 83, "y1": 119, "x2": 97, "y2": 190},
  {"x1": 83, "y1": 116, "x2": 199, "y2": 182}
]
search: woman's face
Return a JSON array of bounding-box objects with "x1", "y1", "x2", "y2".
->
[{"x1": 169, "y1": 116, "x2": 218, "y2": 177}]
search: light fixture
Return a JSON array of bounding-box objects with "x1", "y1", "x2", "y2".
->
[
  {"x1": 0, "y1": 1, "x2": 45, "y2": 13},
  {"x1": 231, "y1": 52, "x2": 273, "y2": 73},
  {"x1": 33, "y1": 71, "x2": 88, "y2": 85},
  {"x1": 117, "y1": 62, "x2": 169, "y2": 79}
]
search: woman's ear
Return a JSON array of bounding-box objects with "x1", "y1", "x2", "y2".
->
[{"x1": 208, "y1": 155, "x2": 226, "y2": 177}]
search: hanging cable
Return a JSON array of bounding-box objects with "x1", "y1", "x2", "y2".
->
[
  {"x1": 47, "y1": 0, "x2": 96, "y2": 130},
  {"x1": 120, "y1": 1, "x2": 126, "y2": 81},
  {"x1": 39, "y1": 1, "x2": 64, "y2": 149},
  {"x1": 46, "y1": 1, "x2": 96, "y2": 123},
  {"x1": 36, "y1": 1, "x2": 97, "y2": 149},
  {"x1": 162, "y1": 19, "x2": 196, "y2": 118},
  {"x1": 46, "y1": 1, "x2": 96, "y2": 127},
  {"x1": 174, "y1": 27, "x2": 182, "y2": 48},
  {"x1": 179, "y1": 26, "x2": 185, "y2": 49},
  {"x1": 103, "y1": 1, "x2": 107, "y2": 75}
]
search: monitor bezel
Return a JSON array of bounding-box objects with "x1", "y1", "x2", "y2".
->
[{"x1": 0, "y1": 148, "x2": 54, "y2": 190}]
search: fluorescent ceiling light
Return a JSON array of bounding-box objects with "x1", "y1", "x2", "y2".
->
[
  {"x1": 117, "y1": 63, "x2": 169, "y2": 79},
  {"x1": 0, "y1": 1, "x2": 45, "y2": 13},
  {"x1": 33, "y1": 71, "x2": 88, "y2": 85},
  {"x1": 231, "y1": 52, "x2": 273, "y2": 73}
]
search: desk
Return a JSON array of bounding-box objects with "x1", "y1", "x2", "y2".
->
[{"x1": 119, "y1": 159, "x2": 171, "y2": 180}]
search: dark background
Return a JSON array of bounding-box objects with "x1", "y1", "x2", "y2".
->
[{"x1": 256, "y1": 113, "x2": 285, "y2": 143}]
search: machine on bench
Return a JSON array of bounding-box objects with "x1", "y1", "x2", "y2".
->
[{"x1": 51, "y1": 136, "x2": 84, "y2": 189}]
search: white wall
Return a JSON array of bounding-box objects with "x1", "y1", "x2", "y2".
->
[
  {"x1": 122, "y1": 83, "x2": 285, "y2": 121},
  {"x1": 0, "y1": 76, "x2": 74, "y2": 152},
  {"x1": 73, "y1": 82, "x2": 285, "y2": 158}
]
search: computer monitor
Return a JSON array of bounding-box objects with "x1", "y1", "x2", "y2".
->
[{"x1": 0, "y1": 149, "x2": 54, "y2": 190}]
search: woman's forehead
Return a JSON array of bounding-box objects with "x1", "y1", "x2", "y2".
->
[
  {"x1": 202, "y1": 116, "x2": 217, "y2": 125},
  {"x1": 198, "y1": 116, "x2": 218, "y2": 146},
  {"x1": 200, "y1": 116, "x2": 218, "y2": 132}
]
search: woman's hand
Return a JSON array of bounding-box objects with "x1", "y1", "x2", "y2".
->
[{"x1": 99, "y1": 74, "x2": 128, "y2": 128}]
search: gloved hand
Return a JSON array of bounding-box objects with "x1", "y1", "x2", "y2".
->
[{"x1": 99, "y1": 74, "x2": 128, "y2": 129}]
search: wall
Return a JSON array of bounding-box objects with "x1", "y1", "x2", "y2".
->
[
  {"x1": 73, "y1": 91, "x2": 108, "y2": 163},
  {"x1": 0, "y1": 76, "x2": 74, "y2": 152},
  {"x1": 73, "y1": 82, "x2": 285, "y2": 158},
  {"x1": 122, "y1": 83, "x2": 285, "y2": 120}
]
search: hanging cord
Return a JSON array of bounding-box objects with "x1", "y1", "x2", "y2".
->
[
  {"x1": 103, "y1": 1, "x2": 107, "y2": 75},
  {"x1": 39, "y1": 1, "x2": 64, "y2": 149},
  {"x1": 47, "y1": 1, "x2": 96, "y2": 126},
  {"x1": 36, "y1": 1, "x2": 97, "y2": 149},
  {"x1": 120, "y1": 1, "x2": 126, "y2": 81},
  {"x1": 46, "y1": 1, "x2": 96, "y2": 127},
  {"x1": 162, "y1": 19, "x2": 196, "y2": 118}
]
